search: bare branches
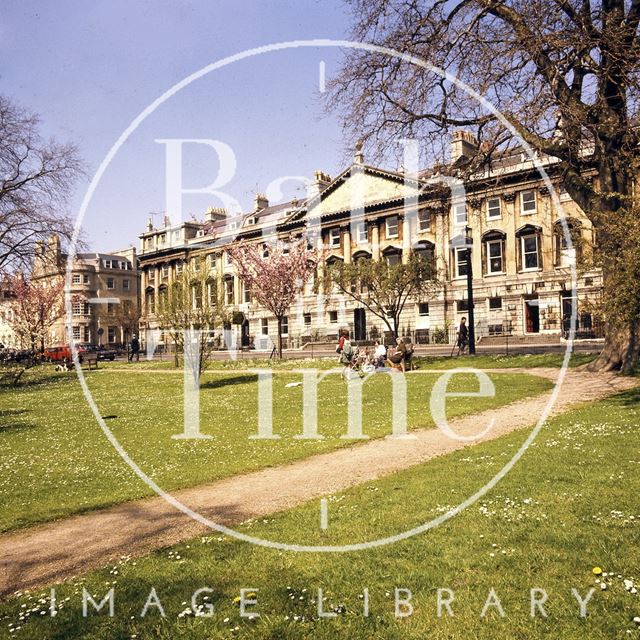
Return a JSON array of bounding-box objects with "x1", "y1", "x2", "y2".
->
[{"x1": 0, "y1": 96, "x2": 84, "y2": 274}]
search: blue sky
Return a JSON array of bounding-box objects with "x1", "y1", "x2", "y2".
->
[{"x1": 1, "y1": 0, "x2": 355, "y2": 252}]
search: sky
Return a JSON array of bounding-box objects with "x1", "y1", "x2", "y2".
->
[{"x1": 1, "y1": 0, "x2": 356, "y2": 252}]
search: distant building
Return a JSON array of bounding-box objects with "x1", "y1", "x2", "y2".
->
[
  {"x1": 137, "y1": 138, "x2": 601, "y2": 350},
  {"x1": 0, "y1": 287, "x2": 17, "y2": 349},
  {"x1": 33, "y1": 235, "x2": 141, "y2": 346}
]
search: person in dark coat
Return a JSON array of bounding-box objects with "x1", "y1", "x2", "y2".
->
[
  {"x1": 129, "y1": 335, "x2": 140, "y2": 362},
  {"x1": 456, "y1": 318, "x2": 469, "y2": 356}
]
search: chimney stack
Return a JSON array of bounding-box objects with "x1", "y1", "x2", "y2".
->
[
  {"x1": 254, "y1": 193, "x2": 269, "y2": 212},
  {"x1": 450, "y1": 131, "x2": 478, "y2": 163},
  {"x1": 205, "y1": 206, "x2": 227, "y2": 223},
  {"x1": 306, "y1": 170, "x2": 332, "y2": 201}
]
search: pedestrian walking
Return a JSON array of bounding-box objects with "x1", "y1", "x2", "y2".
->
[
  {"x1": 129, "y1": 334, "x2": 140, "y2": 362},
  {"x1": 456, "y1": 318, "x2": 469, "y2": 356}
]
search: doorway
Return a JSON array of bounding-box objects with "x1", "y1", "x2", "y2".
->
[
  {"x1": 524, "y1": 296, "x2": 540, "y2": 333},
  {"x1": 241, "y1": 319, "x2": 250, "y2": 347},
  {"x1": 354, "y1": 308, "x2": 367, "y2": 341}
]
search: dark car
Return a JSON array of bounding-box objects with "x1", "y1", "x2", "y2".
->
[{"x1": 84, "y1": 345, "x2": 118, "y2": 361}]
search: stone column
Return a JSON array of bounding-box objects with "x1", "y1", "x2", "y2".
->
[
  {"x1": 401, "y1": 214, "x2": 411, "y2": 264},
  {"x1": 316, "y1": 234, "x2": 325, "y2": 295},
  {"x1": 342, "y1": 224, "x2": 352, "y2": 264},
  {"x1": 371, "y1": 222, "x2": 380, "y2": 261}
]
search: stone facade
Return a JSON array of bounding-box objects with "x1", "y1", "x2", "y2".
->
[
  {"x1": 33, "y1": 235, "x2": 140, "y2": 347},
  {"x1": 137, "y1": 146, "x2": 602, "y2": 350}
]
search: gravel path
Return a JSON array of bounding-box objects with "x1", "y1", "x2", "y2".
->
[{"x1": 0, "y1": 367, "x2": 636, "y2": 597}]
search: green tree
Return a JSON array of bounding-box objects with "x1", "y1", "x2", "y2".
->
[
  {"x1": 327, "y1": 252, "x2": 439, "y2": 340},
  {"x1": 154, "y1": 262, "x2": 224, "y2": 372}
]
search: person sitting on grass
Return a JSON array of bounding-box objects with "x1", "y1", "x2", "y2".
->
[
  {"x1": 373, "y1": 340, "x2": 387, "y2": 369},
  {"x1": 339, "y1": 334, "x2": 354, "y2": 380},
  {"x1": 387, "y1": 337, "x2": 407, "y2": 372}
]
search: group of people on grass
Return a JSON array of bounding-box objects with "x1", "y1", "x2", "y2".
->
[
  {"x1": 336, "y1": 330, "x2": 414, "y2": 378},
  {"x1": 336, "y1": 317, "x2": 470, "y2": 379}
]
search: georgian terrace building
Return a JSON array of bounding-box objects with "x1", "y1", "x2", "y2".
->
[
  {"x1": 33, "y1": 234, "x2": 140, "y2": 347},
  {"x1": 138, "y1": 137, "x2": 601, "y2": 351}
]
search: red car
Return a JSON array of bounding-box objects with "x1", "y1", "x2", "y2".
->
[{"x1": 43, "y1": 345, "x2": 87, "y2": 363}]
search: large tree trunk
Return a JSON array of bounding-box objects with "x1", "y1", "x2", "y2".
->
[{"x1": 587, "y1": 320, "x2": 640, "y2": 375}]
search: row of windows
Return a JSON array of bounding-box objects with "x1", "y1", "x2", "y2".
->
[
  {"x1": 454, "y1": 233, "x2": 542, "y2": 278},
  {"x1": 103, "y1": 259, "x2": 133, "y2": 270},
  {"x1": 454, "y1": 189, "x2": 538, "y2": 226},
  {"x1": 71, "y1": 326, "x2": 120, "y2": 343}
]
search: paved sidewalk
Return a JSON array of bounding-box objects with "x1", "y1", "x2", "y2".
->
[{"x1": 0, "y1": 368, "x2": 636, "y2": 597}]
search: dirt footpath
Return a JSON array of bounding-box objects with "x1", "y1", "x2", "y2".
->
[{"x1": 0, "y1": 367, "x2": 636, "y2": 597}]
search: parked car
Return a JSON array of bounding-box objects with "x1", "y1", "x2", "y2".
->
[
  {"x1": 43, "y1": 345, "x2": 87, "y2": 363},
  {"x1": 84, "y1": 345, "x2": 118, "y2": 361}
]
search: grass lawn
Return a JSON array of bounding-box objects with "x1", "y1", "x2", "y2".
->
[
  {"x1": 1, "y1": 387, "x2": 638, "y2": 639},
  {"x1": 102, "y1": 351, "x2": 597, "y2": 371},
  {"x1": 0, "y1": 365, "x2": 552, "y2": 532}
]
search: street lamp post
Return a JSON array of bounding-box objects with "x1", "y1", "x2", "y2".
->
[{"x1": 465, "y1": 226, "x2": 476, "y2": 355}]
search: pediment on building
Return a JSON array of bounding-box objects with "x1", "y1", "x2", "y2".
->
[{"x1": 306, "y1": 165, "x2": 423, "y2": 220}]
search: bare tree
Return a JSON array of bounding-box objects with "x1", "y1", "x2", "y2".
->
[
  {"x1": 329, "y1": 0, "x2": 640, "y2": 373},
  {"x1": 0, "y1": 95, "x2": 84, "y2": 273}
]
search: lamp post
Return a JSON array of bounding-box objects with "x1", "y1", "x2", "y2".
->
[{"x1": 464, "y1": 225, "x2": 476, "y2": 355}]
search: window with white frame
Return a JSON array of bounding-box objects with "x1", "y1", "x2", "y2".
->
[
  {"x1": 355, "y1": 222, "x2": 367, "y2": 244},
  {"x1": 176, "y1": 261, "x2": 183, "y2": 275},
  {"x1": 83, "y1": 326, "x2": 90, "y2": 343},
  {"x1": 281, "y1": 316, "x2": 289, "y2": 335},
  {"x1": 161, "y1": 264, "x2": 169, "y2": 279},
  {"x1": 453, "y1": 203, "x2": 467, "y2": 226},
  {"x1": 148, "y1": 270, "x2": 155, "y2": 283},
  {"x1": 224, "y1": 278, "x2": 234, "y2": 305},
  {"x1": 107, "y1": 277, "x2": 115, "y2": 290},
  {"x1": 329, "y1": 227, "x2": 341, "y2": 247},
  {"x1": 521, "y1": 235, "x2": 540, "y2": 270},
  {"x1": 385, "y1": 216, "x2": 399, "y2": 238},
  {"x1": 261, "y1": 318, "x2": 268, "y2": 335},
  {"x1": 486, "y1": 239, "x2": 504, "y2": 274},
  {"x1": 72, "y1": 301, "x2": 82, "y2": 315},
  {"x1": 487, "y1": 197, "x2": 501, "y2": 219},
  {"x1": 455, "y1": 248, "x2": 469, "y2": 277},
  {"x1": 72, "y1": 274, "x2": 81, "y2": 284},
  {"x1": 72, "y1": 326, "x2": 81, "y2": 340},
  {"x1": 243, "y1": 282, "x2": 251, "y2": 303},
  {"x1": 418, "y1": 209, "x2": 431, "y2": 232},
  {"x1": 520, "y1": 190, "x2": 537, "y2": 214},
  {"x1": 328, "y1": 310, "x2": 338, "y2": 324}
]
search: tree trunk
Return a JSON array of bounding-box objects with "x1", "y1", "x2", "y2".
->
[
  {"x1": 276, "y1": 316, "x2": 283, "y2": 359},
  {"x1": 587, "y1": 319, "x2": 639, "y2": 375}
]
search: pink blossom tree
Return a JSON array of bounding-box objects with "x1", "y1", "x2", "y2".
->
[
  {"x1": 227, "y1": 238, "x2": 316, "y2": 358},
  {"x1": 7, "y1": 273, "x2": 64, "y2": 352}
]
